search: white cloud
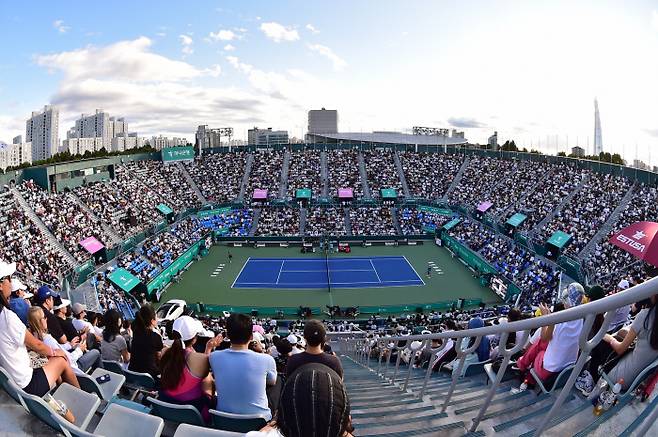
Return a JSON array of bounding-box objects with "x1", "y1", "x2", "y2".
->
[
  {"x1": 179, "y1": 34, "x2": 194, "y2": 56},
  {"x1": 223, "y1": 44, "x2": 236, "y2": 51},
  {"x1": 305, "y1": 24, "x2": 320, "y2": 34},
  {"x1": 155, "y1": 32, "x2": 166, "y2": 38},
  {"x1": 35, "y1": 37, "x2": 204, "y2": 82},
  {"x1": 209, "y1": 29, "x2": 237, "y2": 41},
  {"x1": 307, "y1": 44, "x2": 346, "y2": 71},
  {"x1": 53, "y1": 20, "x2": 70, "y2": 34},
  {"x1": 652, "y1": 10, "x2": 658, "y2": 30},
  {"x1": 259, "y1": 22, "x2": 299, "y2": 42}
]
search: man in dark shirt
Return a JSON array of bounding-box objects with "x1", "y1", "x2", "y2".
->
[
  {"x1": 285, "y1": 320, "x2": 343, "y2": 378},
  {"x1": 36, "y1": 286, "x2": 67, "y2": 344}
]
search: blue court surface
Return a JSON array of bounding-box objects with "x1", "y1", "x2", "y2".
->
[{"x1": 231, "y1": 256, "x2": 425, "y2": 289}]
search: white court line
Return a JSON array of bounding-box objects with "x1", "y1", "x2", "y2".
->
[
  {"x1": 402, "y1": 255, "x2": 426, "y2": 286},
  {"x1": 280, "y1": 269, "x2": 374, "y2": 273},
  {"x1": 230, "y1": 256, "x2": 252, "y2": 288},
  {"x1": 369, "y1": 259, "x2": 383, "y2": 284},
  {"x1": 275, "y1": 260, "x2": 285, "y2": 285}
]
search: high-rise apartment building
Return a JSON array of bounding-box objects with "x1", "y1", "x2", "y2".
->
[
  {"x1": 63, "y1": 109, "x2": 138, "y2": 154},
  {"x1": 25, "y1": 105, "x2": 59, "y2": 161},
  {"x1": 0, "y1": 140, "x2": 32, "y2": 171},
  {"x1": 308, "y1": 108, "x2": 338, "y2": 134}
]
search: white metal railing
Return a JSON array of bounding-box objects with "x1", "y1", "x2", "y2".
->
[{"x1": 340, "y1": 276, "x2": 658, "y2": 436}]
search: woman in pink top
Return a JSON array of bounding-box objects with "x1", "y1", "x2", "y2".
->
[{"x1": 159, "y1": 316, "x2": 222, "y2": 423}]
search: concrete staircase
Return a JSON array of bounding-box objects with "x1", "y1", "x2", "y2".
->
[
  {"x1": 578, "y1": 182, "x2": 637, "y2": 261},
  {"x1": 358, "y1": 152, "x2": 372, "y2": 199},
  {"x1": 391, "y1": 207, "x2": 403, "y2": 235},
  {"x1": 393, "y1": 151, "x2": 411, "y2": 198},
  {"x1": 443, "y1": 156, "x2": 471, "y2": 202},
  {"x1": 299, "y1": 207, "x2": 307, "y2": 235},
  {"x1": 340, "y1": 355, "x2": 658, "y2": 436},
  {"x1": 11, "y1": 188, "x2": 78, "y2": 268},
  {"x1": 249, "y1": 208, "x2": 261, "y2": 236},
  {"x1": 344, "y1": 207, "x2": 353, "y2": 236},
  {"x1": 175, "y1": 161, "x2": 207, "y2": 204},
  {"x1": 532, "y1": 174, "x2": 589, "y2": 237},
  {"x1": 67, "y1": 192, "x2": 123, "y2": 246},
  {"x1": 278, "y1": 149, "x2": 291, "y2": 199},
  {"x1": 238, "y1": 153, "x2": 254, "y2": 202},
  {"x1": 320, "y1": 151, "x2": 329, "y2": 197}
]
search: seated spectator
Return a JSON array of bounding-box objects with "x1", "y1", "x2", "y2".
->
[
  {"x1": 52, "y1": 299, "x2": 102, "y2": 372},
  {"x1": 36, "y1": 285, "x2": 68, "y2": 345},
  {"x1": 9, "y1": 278, "x2": 32, "y2": 326},
  {"x1": 129, "y1": 304, "x2": 165, "y2": 379},
  {"x1": 247, "y1": 363, "x2": 353, "y2": 437},
  {"x1": 71, "y1": 303, "x2": 102, "y2": 344},
  {"x1": 210, "y1": 313, "x2": 277, "y2": 420},
  {"x1": 285, "y1": 320, "x2": 343, "y2": 379},
  {"x1": 0, "y1": 261, "x2": 80, "y2": 396},
  {"x1": 512, "y1": 283, "x2": 585, "y2": 393},
  {"x1": 584, "y1": 293, "x2": 658, "y2": 398},
  {"x1": 101, "y1": 309, "x2": 131, "y2": 365},
  {"x1": 159, "y1": 316, "x2": 222, "y2": 423}
]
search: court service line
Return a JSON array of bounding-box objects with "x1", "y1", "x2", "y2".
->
[
  {"x1": 230, "y1": 256, "x2": 252, "y2": 289},
  {"x1": 369, "y1": 259, "x2": 383, "y2": 284},
  {"x1": 275, "y1": 260, "x2": 285, "y2": 285},
  {"x1": 402, "y1": 255, "x2": 426, "y2": 286}
]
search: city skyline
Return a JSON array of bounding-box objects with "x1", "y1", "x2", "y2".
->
[{"x1": 1, "y1": 1, "x2": 657, "y2": 164}]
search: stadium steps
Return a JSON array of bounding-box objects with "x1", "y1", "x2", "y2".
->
[
  {"x1": 442, "y1": 155, "x2": 471, "y2": 202},
  {"x1": 249, "y1": 208, "x2": 261, "y2": 236},
  {"x1": 393, "y1": 151, "x2": 411, "y2": 198},
  {"x1": 299, "y1": 207, "x2": 307, "y2": 234},
  {"x1": 175, "y1": 161, "x2": 207, "y2": 204},
  {"x1": 496, "y1": 166, "x2": 555, "y2": 222},
  {"x1": 278, "y1": 149, "x2": 291, "y2": 199},
  {"x1": 344, "y1": 207, "x2": 353, "y2": 236},
  {"x1": 577, "y1": 181, "x2": 637, "y2": 261},
  {"x1": 237, "y1": 153, "x2": 254, "y2": 202},
  {"x1": 357, "y1": 151, "x2": 373, "y2": 199},
  {"x1": 532, "y1": 173, "x2": 589, "y2": 237},
  {"x1": 320, "y1": 150, "x2": 329, "y2": 197},
  {"x1": 391, "y1": 208, "x2": 403, "y2": 235},
  {"x1": 11, "y1": 188, "x2": 79, "y2": 268},
  {"x1": 67, "y1": 191, "x2": 123, "y2": 246}
]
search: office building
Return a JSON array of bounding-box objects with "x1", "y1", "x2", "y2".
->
[
  {"x1": 195, "y1": 125, "x2": 233, "y2": 151},
  {"x1": 571, "y1": 146, "x2": 585, "y2": 158},
  {"x1": 308, "y1": 108, "x2": 338, "y2": 134},
  {"x1": 487, "y1": 131, "x2": 498, "y2": 150},
  {"x1": 150, "y1": 135, "x2": 188, "y2": 151},
  {"x1": 26, "y1": 105, "x2": 59, "y2": 161},
  {"x1": 249, "y1": 127, "x2": 288, "y2": 146}
]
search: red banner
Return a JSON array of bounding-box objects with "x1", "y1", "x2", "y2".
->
[{"x1": 609, "y1": 221, "x2": 658, "y2": 267}]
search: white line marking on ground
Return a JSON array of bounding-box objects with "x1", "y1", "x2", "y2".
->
[{"x1": 369, "y1": 259, "x2": 382, "y2": 284}]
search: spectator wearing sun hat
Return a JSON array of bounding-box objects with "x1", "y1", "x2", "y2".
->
[
  {"x1": 285, "y1": 320, "x2": 343, "y2": 379},
  {"x1": 9, "y1": 278, "x2": 32, "y2": 325}
]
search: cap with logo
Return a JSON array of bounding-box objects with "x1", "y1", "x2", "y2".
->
[
  {"x1": 36, "y1": 285, "x2": 59, "y2": 304},
  {"x1": 0, "y1": 260, "x2": 16, "y2": 279}
]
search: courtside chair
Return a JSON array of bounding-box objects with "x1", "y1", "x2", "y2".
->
[
  {"x1": 0, "y1": 366, "x2": 27, "y2": 408},
  {"x1": 54, "y1": 401, "x2": 165, "y2": 437},
  {"x1": 209, "y1": 409, "x2": 269, "y2": 433},
  {"x1": 147, "y1": 396, "x2": 205, "y2": 426},
  {"x1": 174, "y1": 423, "x2": 245, "y2": 437}
]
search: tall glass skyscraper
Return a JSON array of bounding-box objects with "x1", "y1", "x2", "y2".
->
[{"x1": 593, "y1": 98, "x2": 603, "y2": 156}]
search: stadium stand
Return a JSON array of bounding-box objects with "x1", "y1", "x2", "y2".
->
[{"x1": 183, "y1": 152, "x2": 248, "y2": 204}]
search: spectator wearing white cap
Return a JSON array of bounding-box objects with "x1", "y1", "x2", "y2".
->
[
  {"x1": 286, "y1": 334, "x2": 302, "y2": 355},
  {"x1": 0, "y1": 260, "x2": 80, "y2": 396},
  {"x1": 53, "y1": 298, "x2": 102, "y2": 372},
  {"x1": 159, "y1": 316, "x2": 222, "y2": 424},
  {"x1": 9, "y1": 278, "x2": 32, "y2": 326},
  {"x1": 609, "y1": 278, "x2": 632, "y2": 332},
  {"x1": 71, "y1": 303, "x2": 102, "y2": 344}
]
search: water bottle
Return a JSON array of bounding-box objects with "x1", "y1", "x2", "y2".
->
[{"x1": 602, "y1": 379, "x2": 624, "y2": 411}]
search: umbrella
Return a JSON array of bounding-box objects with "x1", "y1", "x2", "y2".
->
[{"x1": 610, "y1": 221, "x2": 658, "y2": 267}]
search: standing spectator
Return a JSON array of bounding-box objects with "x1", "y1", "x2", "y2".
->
[
  {"x1": 285, "y1": 320, "x2": 343, "y2": 379},
  {"x1": 209, "y1": 313, "x2": 277, "y2": 419},
  {"x1": 129, "y1": 304, "x2": 165, "y2": 379},
  {"x1": 9, "y1": 278, "x2": 33, "y2": 326},
  {"x1": 0, "y1": 260, "x2": 79, "y2": 396}
]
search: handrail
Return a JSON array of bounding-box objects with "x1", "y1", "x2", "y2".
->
[
  {"x1": 353, "y1": 275, "x2": 658, "y2": 344},
  {"x1": 343, "y1": 276, "x2": 658, "y2": 437}
]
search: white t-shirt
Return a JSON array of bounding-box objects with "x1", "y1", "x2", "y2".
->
[
  {"x1": 72, "y1": 318, "x2": 94, "y2": 334},
  {"x1": 0, "y1": 308, "x2": 33, "y2": 388},
  {"x1": 543, "y1": 319, "x2": 583, "y2": 372}
]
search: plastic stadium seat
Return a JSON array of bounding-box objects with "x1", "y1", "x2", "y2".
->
[
  {"x1": 530, "y1": 364, "x2": 576, "y2": 394},
  {"x1": 51, "y1": 382, "x2": 102, "y2": 429},
  {"x1": 123, "y1": 368, "x2": 157, "y2": 400},
  {"x1": 0, "y1": 366, "x2": 27, "y2": 408},
  {"x1": 173, "y1": 423, "x2": 244, "y2": 436},
  {"x1": 598, "y1": 356, "x2": 658, "y2": 399},
  {"x1": 78, "y1": 368, "x2": 125, "y2": 401},
  {"x1": 209, "y1": 409, "x2": 269, "y2": 432},
  {"x1": 147, "y1": 396, "x2": 205, "y2": 426},
  {"x1": 102, "y1": 360, "x2": 125, "y2": 375},
  {"x1": 55, "y1": 402, "x2": 165, "y2": 437}
]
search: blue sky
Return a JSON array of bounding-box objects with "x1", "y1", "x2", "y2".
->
[{"x1": 1, "y1": 1, "x2": 657, "y2": 163}]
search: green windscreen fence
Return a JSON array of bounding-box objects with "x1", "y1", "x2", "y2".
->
[
  {"x1": 418, "y1": 205, "x2": 453, "y2": 216},
  {"x1": 161, "y1": 146, "x2": 195, "y2": 162},
  {"x1": 108, "y1": 268, "x2": 141, "y2": 292},
  {"x1": 148, "y1": 240, "x2": 205, "y2": 296},
  {"x1": 156, "y1": 203, "x2": 174, "y2": 215},
  {"x1": 296, "y1": 188, "x2": 312, "y2": 199},
  {"x1": 197, "y1": 207, "x2": 232, "y2": 219},
  {"x1": 441, "y1": 234, "x2": 497, "y2": 276},
  {"x1": 380, "y1": 188, "x2": 398, "y2": 199},
  {"x1": 506, "y1": 213, "x2": 527, "y2": 228},
  {"x1": 443, "y1": 217, "x2": 462, "y2": 231}
]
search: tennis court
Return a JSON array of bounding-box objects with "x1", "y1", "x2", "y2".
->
[{"x1": 232, "y1": 256, "x2": 425, "y2": 289}]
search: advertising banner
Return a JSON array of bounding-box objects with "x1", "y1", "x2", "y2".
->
[{"x1": 610, "y1": 221, "x2": 658, "y2": 267}]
